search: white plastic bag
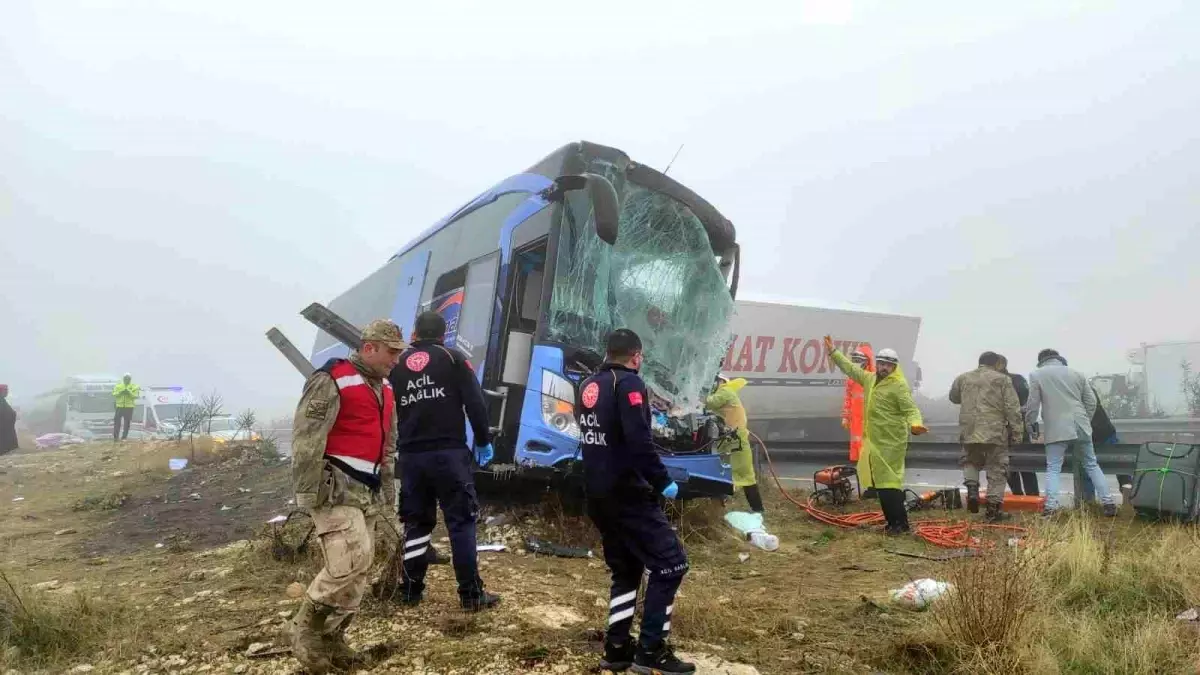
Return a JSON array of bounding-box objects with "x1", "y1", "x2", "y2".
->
[{"x1": 889, "y1": 578, "x2": 953, "y2": 610}]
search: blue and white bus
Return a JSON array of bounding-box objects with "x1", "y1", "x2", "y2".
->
[{"x1": 310, "y1": 142, "x2": 741, "y2": 497}]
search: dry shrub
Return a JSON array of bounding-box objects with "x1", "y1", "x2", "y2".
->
[
  {"x1": 895, "y1": 512, "x2": 1200, "y2": 673},
  {"x1": 934, "y1": 548, "x2": 1040, "y2": 652},
  {"x1": 666, "y1": 496, "x2": 729, "y2": 544},
  {"x1": 0, "y1": 569, "x2": 135, "y2": 670}
]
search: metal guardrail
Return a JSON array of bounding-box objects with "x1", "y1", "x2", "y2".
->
[{"x1": 767, "y1": 440, "x2": 1142, "y2": 474}]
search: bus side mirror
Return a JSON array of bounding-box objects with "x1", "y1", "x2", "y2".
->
[{"x1": 551, "y1": 173, "x2": 620, "y2": 245}]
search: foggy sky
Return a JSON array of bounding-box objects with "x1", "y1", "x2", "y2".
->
[{"x1": 2, "y1": 1, "x2": 1198, "y2": 418}]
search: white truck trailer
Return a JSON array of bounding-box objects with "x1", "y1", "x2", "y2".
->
[
  {"x1": 725, "y1": 295, "x2": 922, "y2": 444},
  {"x1": 1093, "y1": 341, "x2": 1200, "y2": 418}
]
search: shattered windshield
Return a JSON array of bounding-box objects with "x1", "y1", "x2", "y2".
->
[{"x1": 547, "y1": 165, "x2": 734, "y2": 411}]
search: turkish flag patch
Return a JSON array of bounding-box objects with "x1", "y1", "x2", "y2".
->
[{"x1": 627, "y1": 391, "x2": 643, "y2": 406}]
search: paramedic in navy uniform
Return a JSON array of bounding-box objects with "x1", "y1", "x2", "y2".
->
[
  {"x1": 388, "y1": 310, "x2": 500, "y2": 611},
  {"x1": 578, "y1": 329, "x2": 695, "y2": 675}
]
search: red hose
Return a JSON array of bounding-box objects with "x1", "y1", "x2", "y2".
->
[{"x1": 751, "y1": 432, "x2": 1028, "y2": 549}]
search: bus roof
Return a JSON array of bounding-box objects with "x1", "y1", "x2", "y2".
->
[{"x1": 392, "y1": 141, "x2": 736, "y2": 260}]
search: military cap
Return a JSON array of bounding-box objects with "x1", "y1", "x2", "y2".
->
[{"x1": 361, "y1": 319, "x2": 407, "y2": 350}]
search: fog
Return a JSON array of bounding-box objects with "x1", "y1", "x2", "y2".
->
[{"x1": 2, "y1": 1, "x2": 1197, "y2": 418}]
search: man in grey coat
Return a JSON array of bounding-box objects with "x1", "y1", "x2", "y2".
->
[{"x1": 1026, "y1": 349, "x2": 1117, "y2": 516}]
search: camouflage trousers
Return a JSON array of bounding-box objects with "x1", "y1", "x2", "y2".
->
[
  {"x1": 961, "y1": 443, "x2": 1009, "y2": 505},
  {"x1": 307, "y1": 505, "x2": 377, "y2": 615}
]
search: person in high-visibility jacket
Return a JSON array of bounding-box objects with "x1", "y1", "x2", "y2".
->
[
  {"x1": 825, "y1": 337, "x2": 927, "y2": 535},
  {"x1": 112, "y1": 373, "x2": 140, "y2": 441},
  {"x1": 841, "y1": 346, "x2": 876, "y2": 495},
  {"x1": 705, "y1": 374, "x2": 764, "y2": 514}
]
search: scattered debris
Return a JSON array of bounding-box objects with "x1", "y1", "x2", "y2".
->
[
  {"x1": 518, "y1": 604, "x2": 586, "y2": 630},
  {"x1": 267, "y1": 514, "x2": 287, "y2": 524},
  {"x1": 525, "y1": 536, "x2": 591, "y2": 559},
  {"x1": 35, "y1": 433, "x2": 86, "y2": 449},
  {"x1": 169, "y1": 458, "x2": 188, "y2": 471},
  {"x1": 886, "y1": 548, "x2": 979, "y2": 562},
  {"x1": 840, "y1": 564, "x2": 880, "y2": 572},
  {"x1": 55, "y1": 528, "x2": 78, "y2": 536},
  {"x1": 1177, "y1": 607, "x2": 1199, "y2": 621},
  {"x1": 32, "y1": 580, "x2": 62, "y2": 591},
  {"x1": 187, "y1": 570, "x2": 207, "y2": 582},
  {"x1": 738, "y1": 553, "x2": 751, "y2": 563},
  {"x1": 245, "y1": 642, "x2": 274, "y2": 657},
  {"x1": 286, "y1": 582, "x2": 305, "y2": 599},
  {"x1": 478, "y1": 543, "x2": 507, "y2": 552},
  {"x1": 484, "y1": 514, "x2": 510, "y2": 527},
  {"x1": 12, "y1": 497, "x2": 24, "y2": 502},
  {"x1": 155, "y1": 543, "x2": 165, "y2": 549},
  {"x1": 190, "y1": 493, "x2": 202, "y2": 500},
  {"x1": 889, "y1": 579, "x2": 953, "y2": 610},
  {"x1": 220, "y1": 505, "x2": 233, "y2": 511},
  {"x1": 71, "y1": 664, "x2": 95, "y2": 673}
]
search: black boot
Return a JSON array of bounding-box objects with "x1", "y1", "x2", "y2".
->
[
  {"x1": 965, "y1": 481, "x2": 980, "y2": 514},
  {"x1": 985, "y1": 502, "x2": 1011, "y2": 523},
  {"x1": 632, "y1": 642, "x2": 695, "y2": 675},
  {"x1": 461, "y1": 590, "x2": 501, "y2": 611},
  {"x1": 600, "y1": 639, "x2": 635, "y2": 672},
  {"x1": 743, "y1": 484, "x2": 765, "y2": 514}
]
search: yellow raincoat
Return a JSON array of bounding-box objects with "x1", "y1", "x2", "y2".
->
[
  {"x1": 830, "y1": 351, "x2": 923, "y2": 490},
  {"x1": 705, "y1": 378, "x2": 757, "y2": 487}
]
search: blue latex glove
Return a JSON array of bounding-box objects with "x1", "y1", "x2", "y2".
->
[
  {"x1": 475, "y1": 443, "x2": 494, "y2": 467},
  {"x1": 661, "y1": 481, "x2": 679, "y2": 500}
]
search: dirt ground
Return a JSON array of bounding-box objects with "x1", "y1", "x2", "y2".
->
[{"x1": 1, "y1": 439, "x2": 1027, "y2": 675}]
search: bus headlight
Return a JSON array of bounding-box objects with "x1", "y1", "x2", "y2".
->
[{"x1": 541, "y1": 371, "x2": 580, "y2": 440}]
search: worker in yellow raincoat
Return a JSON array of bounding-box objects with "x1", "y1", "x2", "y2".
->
[
  {"x1": 705, "y1": 375, "x2": 764, "y2": 514},
  {"x1": 825, "y1": 336, "x2": 927, "y2": 535}
]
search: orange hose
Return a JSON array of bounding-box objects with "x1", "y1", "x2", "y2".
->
[{"x1": 751, "y1": 432, "x2": 1028, "y2": 549}]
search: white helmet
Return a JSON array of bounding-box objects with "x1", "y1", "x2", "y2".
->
[{"x1": 876, "y1": 348, "x2": 900, "y2": 365}]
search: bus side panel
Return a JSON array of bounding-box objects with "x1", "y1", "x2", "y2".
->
[{"x1": 390, "y1": 251, "x2": 431, "y2": 337}]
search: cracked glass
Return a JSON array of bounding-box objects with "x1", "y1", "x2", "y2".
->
[{"x1": 548, "y1": 161, "x2": 734, "y2": 411}]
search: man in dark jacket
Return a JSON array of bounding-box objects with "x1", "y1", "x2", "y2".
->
[
  {"x1": 389, "y1": 311, "x2": 499, "y2": 611},
  {"x1": 0, "y1": 385, "x2": 17, "y2": 455},
  {"x1": 998, "y1": 355, "x2": 1039, "y2": 496}
]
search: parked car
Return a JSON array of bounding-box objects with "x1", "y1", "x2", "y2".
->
[{"x1": 203, "y1": 416, "x2": 260, "y2": 444}]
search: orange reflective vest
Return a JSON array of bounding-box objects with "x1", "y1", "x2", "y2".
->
[{"x1": 841, "y1": 344, "x2": 875, "y2": 462}]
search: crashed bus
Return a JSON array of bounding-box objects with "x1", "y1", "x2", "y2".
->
[{"x1": 274, "y1": 141, "x2": 740, "y2": 497}]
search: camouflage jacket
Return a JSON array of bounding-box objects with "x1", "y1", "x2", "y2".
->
[
  {"x1": 949, "y1": 366, "x2": 1023, "y2": 446},
  {"x1": 291, "y1": 352, "x2": 396, "y2": 513}
]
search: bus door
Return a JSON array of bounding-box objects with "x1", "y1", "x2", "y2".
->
[{"x1": 485, "y1": 197, "x2": 555, "y2": 465}]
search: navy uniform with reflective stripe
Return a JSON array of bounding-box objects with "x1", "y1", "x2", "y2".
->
[
  {"x1": 388, "y1": 339, "x2": 492, "y2": 604},
  {"x1": 577, "y1": 363, "x2": 688, "y2": 652}
]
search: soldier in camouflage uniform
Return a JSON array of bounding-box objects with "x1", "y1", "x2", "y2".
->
[
  {"x1": 288, "y1": 319, "x2": 405, "y2": 673},
  {"x1": 949, "y1": 351, "x2": 1024, "y2": 522}
]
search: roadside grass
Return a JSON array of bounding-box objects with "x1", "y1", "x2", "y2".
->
[
  {"x1": 0, "y1": 568, "x2": 142, "y2": 671},
  {"x1": 894, "y1": 512, "x2": 1200, "y2": 674}
]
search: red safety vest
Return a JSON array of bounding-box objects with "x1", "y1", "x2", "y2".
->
[
  {"x1": 841, "y1": 345, "x2": 875, "y2": 462},
  {"x1": 322, "y1": 359, "x2": 393, "y2": 488}
]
